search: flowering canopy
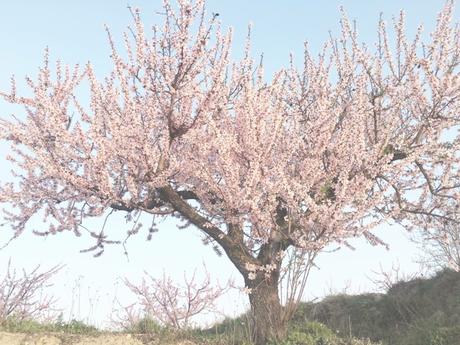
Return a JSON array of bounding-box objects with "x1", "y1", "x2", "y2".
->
[{"x1": 0, "y1": 0, "x2": 459, "y2": 266}]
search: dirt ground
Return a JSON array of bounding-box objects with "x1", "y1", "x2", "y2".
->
[{"x1": 0, "y1": 332, "x2": 198, "y2": 345}]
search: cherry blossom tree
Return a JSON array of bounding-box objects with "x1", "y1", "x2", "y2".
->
[
  {"x1": 1, "y1": 0, "x2": 460, "y2": 343},
  {"x1": 122, "y1": 269, "x2": 227, "y2": 329}
]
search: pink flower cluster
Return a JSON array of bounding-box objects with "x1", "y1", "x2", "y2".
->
[{"x1": 0, "y1": 1, "x2": 458, "y2": 268}]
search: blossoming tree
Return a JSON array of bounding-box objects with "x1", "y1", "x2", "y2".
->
[{"x1": 1, "y1": 0, "x2": 459, "y2": 343}]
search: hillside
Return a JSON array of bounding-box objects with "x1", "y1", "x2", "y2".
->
[{"x1": 292, "y1": 269, "x2": 460, "y2": 345}]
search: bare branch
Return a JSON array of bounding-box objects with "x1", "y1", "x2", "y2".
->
[{"x1": 0, "y1": 259, "x2": 63, "y2": 323}]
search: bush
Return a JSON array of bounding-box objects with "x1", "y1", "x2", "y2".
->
[
  {"x1": 52, "y1": 318, "x2": 99, "y2": 334},
  {"x1": 267, "y1": 321, "x2": 381, "y2": 345},
  {"x1": 124, "y1": 316, "x2": 164, "y2": 334},
  {"x1": 196, "y1": 313, "x2": 253, "y2": 345},
  {"x1": 270, "y1": 321, "x2": 338, "y2": 345},
  {"x1": 399, "y1": 323, "x2": 460, "y2": 345}
]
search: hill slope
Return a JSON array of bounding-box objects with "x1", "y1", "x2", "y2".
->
[{"x1": 293, "y1": 269, "x2": 460, "y2": 345}]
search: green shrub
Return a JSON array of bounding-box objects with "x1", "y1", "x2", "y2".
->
[
  {"x1": 0, "y1": 317, "x2": 48, "y2": 333},
  {"x1": 52, "y1": 318, "x2": 99, "y2": 334},
  {"x1": 270, "y1": 321, "x2": 339, "y2": 345},
  {"x1": 196, "y1": 314, "x2": 253, "y2": 345},
  {"x1": 125, "y1": 316, "x2": 163, "y2": 334},
  {"x1": 399, "y1": 324, "x2": 460, "y2": 345}
]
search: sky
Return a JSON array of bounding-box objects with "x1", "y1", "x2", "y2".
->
[{"x1": 0, "y1": 0, "x2": 457, "y2": 329}]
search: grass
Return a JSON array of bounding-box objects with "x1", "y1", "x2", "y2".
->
[{"x1": 0, "y1": 317, "x2": 99, "y2": 334}]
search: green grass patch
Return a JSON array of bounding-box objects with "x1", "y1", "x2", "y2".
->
[{"x1": 0, "y1": 317, "x2": 99, "y2": 334}]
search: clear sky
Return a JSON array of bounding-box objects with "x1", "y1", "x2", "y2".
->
[{"x1": 0, "y1": 0, "x2": 457, "y2": 328}]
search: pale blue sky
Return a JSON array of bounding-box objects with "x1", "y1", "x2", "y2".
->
[{"x1": 0, "y1": 0, "x2": 457, "y2": 328}]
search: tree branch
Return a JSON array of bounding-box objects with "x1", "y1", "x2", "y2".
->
[{"x1": 158, "y1": 185, "x2": 255, "y2": 272}]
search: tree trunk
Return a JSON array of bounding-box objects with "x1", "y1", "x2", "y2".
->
[{"x1": 247, "y1": 275, "x2": 287, "y2": 345}]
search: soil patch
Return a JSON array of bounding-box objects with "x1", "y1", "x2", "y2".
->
[{"x1": 0, "y1": 332, "x2": 198, "y2": 345}]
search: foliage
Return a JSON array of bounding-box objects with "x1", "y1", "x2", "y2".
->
[
  {"x1": 292, "y1": 294, "x2": 389, "y2": 341},
  {"x1": 399, "y1": 320, "x2": 460, "y2": 345}
]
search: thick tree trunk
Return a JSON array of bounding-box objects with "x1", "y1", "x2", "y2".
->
[{"x1": 247, "y1": 275, "x2": 286, "y2": 345}]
